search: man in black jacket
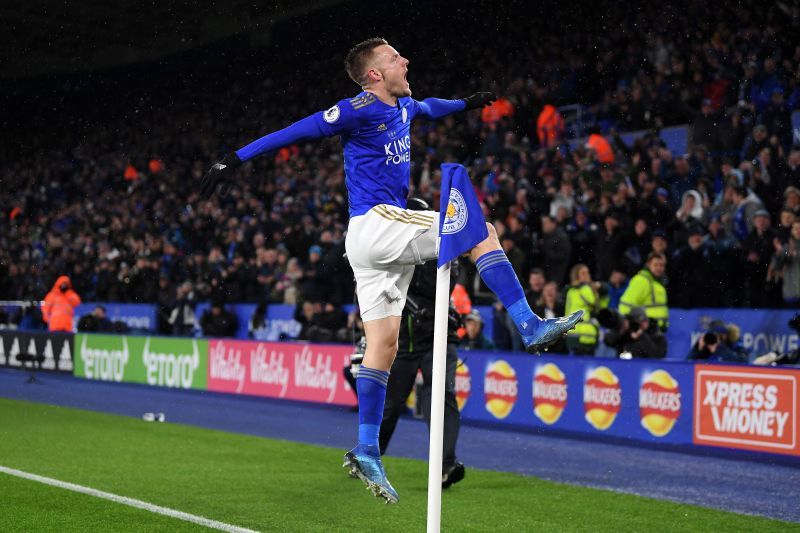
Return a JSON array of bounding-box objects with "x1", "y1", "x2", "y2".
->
[
  {"x1": 603, "y1": 307, "x2": 667, "y2": 359},
  {"x1": 200, "y1": 300, "x2": 239, "y2": 338},
  {"x1": 377, "y1": 199, "x2": 465, "y2": 489}
]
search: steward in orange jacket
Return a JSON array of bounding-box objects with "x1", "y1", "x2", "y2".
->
[
  {"x1": 42, "y1": 276, "x2": 82, "y2": 332},
  {"x1": 451, "y1": 283, "x2": 472, "y2": 338},
  {"x1": 481, "y1": 97, "x2": 514, "y2": 124},
  {"x1": 585, "y1": 133, "x2": 615, "y2": 164},
  {"x1": 536, "y1": 104, "x2": 565, "y2": 148}
]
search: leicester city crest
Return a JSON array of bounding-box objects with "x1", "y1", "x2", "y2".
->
[{"x1": 442, "y1": 188, "x2": 468, "y2": 234}]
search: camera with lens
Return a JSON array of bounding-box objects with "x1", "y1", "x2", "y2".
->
[
  {"x1": 753, "y1": 315, "x2": 800, "y2": 366},
  {"x1": 349, "y1": 336, "x2": 366, "y2": 377},
  {"x1": 788, "y1": 313, "x2": 800, "y2": 333},
  {"x1": 596, "y1": 308, "x2": 624, "y2": 330},
  {"x1": 703, "y1": 331, "x2": 718, "y2": 346},
  {"x1": 776, "y1": 315, "x2": 800, "y2": 365},
  {"x1": 597, "y1": 308, "x2": 641, "y2": 333}
]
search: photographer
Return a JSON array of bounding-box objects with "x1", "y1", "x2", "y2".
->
[
  {"x1": 459, "y1": 311, "x2": 496, "y2": 351},
  {"x1": 753, "y1": 314, "x2": 800, "y2": 365},
  {"x1": 167, "y1": 281, "x2": 197, "y2": 336},
  {"x1": 200, "y1": 299, "x2": 239, "y2": 338},
  {"x1": 600, "y1": 306, "x2": 667, "y2": 359},
  {"x1": 77, "y1": 305, "x2": 114, "y2": 333},
  {"x1": 688, "y1": 322, "x2": 743, "y2": 363},
  {"x1": 378, "y1": 198, "x2": 465, "y2": 489},
  {"x1": 294, "y1": 300, "x2": 347, "y2": 342}
]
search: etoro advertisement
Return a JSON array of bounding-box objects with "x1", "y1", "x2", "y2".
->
[{"x1": 74, "y1": 334, "x2": 207, "y2": 390}]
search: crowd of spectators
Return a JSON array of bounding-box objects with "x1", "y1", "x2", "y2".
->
[{"x1": 1, "y1": 0, "x2": 799, "y2": 347}]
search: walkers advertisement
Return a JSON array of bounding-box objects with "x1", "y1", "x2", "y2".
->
[{"x1": 458, "y1": 351, "x2": 696, "y2": 446}]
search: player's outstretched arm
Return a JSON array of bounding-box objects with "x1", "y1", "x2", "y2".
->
[
  {"x1": 413, "y1": 92, "x2": 497, "y2": 120},
  {"x1": 200, "y1": 102, "x2": 358, "y2": 199}
]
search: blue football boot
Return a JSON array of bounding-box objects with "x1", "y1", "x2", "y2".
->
[
  {"x1": 343, "y1": 446, "x2": 399, "y2": 504},
  {"x1": 523, "y1": 310, "x2": 584, "y2": 353}
]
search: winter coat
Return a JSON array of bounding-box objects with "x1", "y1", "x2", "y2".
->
[
  {"x1": 676, "y1": 190, "x2": 706, "y2": 224},
  {"x1": 772, "y1": 238, "x2": 800, "y2": 301},
  {"x1": 42, "y1": 275, "x2": 82, "y2": 332},
  {"x1": 565, "y1": 283, "x2": 599, "y2": 346},
  {"x1": 619, "y1": 269, "x2": 668, "y2": 331}
]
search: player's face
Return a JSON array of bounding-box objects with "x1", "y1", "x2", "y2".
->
[{"x1": 373, "y1": 44, "x2": 410, "y2": 97}]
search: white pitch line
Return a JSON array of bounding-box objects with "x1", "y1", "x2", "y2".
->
[{"x1": 0, "y1": 465, "x2": 259, "y2": 533}]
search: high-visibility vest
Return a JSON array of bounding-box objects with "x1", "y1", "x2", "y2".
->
[
  {"x1": 450, "y1": 283, "x2": 471, "y2": 314},
  {"x1": 618, "y1": 269, "x2": 669, "y2": 330},
  {"x1": 123, "y1": 164, "x2": 139, "y2": 181},
  {"x1": 148, "y1": 158, "x2": 165, "y2": 174},
  {"x1": 536, "y1": 104, "x2": 564, "y2": 148},
  {"x1": 586, "y1": 134, "x2": 615, "y2": 164},
  {"x1": 481, "y1": 98, "x2": 514, "y2": 124},
  {"x1": 42, "y1": 276, "x2": 82, "y2": 332},
  {"x1": 565, "y1": 283, "x2": 599, "y2": 345},
  {"x1": 451, "y1": 283, "x2": 472, "y2": 338}
]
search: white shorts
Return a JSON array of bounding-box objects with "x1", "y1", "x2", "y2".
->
[{"x1": 345, "y1": 204, "x2": 439, "y2": 322}]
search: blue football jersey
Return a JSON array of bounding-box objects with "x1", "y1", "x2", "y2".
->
[{"x1": 235, "y1": 91, "x2": 465, "y2": 216}]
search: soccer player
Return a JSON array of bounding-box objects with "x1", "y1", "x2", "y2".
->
[{"x1": 201, "y1": 37, "x2": 583, "y2": 504}]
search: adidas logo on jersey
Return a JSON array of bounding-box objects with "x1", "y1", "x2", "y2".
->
[{"x1": 377, "y1": 124, "x2": 387, "y2": 132}]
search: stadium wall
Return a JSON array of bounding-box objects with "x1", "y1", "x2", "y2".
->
[
  {"x1": 73, "y1": 303, "x2": 799, "y2": 361},
  {"x1": 69, "y1": 333, "x2": 800, "y2": 460}
]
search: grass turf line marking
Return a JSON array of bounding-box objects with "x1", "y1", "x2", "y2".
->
[{"x1": 0, "y1": 465, "x2": 259, "y2": 533}]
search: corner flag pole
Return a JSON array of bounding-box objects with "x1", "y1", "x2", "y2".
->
[
  {"x1": 428, "y1": 163, "x2": 487, "y2": 532},
  {"x1": 426, "y1": 260, "x2": 451, "y2": 533}
]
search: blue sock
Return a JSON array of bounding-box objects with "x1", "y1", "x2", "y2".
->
[
  {"x1": 356, "y1": 366, "x2": 390, "y2": 456},
  {"x1": 475, "y1": 250, "x2": 541, "y2": 335}
]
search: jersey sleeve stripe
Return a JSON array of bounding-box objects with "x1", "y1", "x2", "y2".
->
[
  {"x1": 350, "y1": 93, "x2": 377, "y2": 109},
  {"x1": 373, "y1": 205, "x2": 435, "y2": 224},
  {"x1": 372, "y1": 206, "x2": 434, "y2": 227}
]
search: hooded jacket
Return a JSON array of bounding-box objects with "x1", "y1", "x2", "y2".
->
[
  {"x1": 42, "y1": 276, "x2": 82, "y2": 332},
  {"x1": 676, "y1": 190, "x2": 705, "y2": 222}
]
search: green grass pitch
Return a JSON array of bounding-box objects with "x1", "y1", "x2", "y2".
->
[{"x1": 0, "y1": 398, "x2": 796, "y2": 532}]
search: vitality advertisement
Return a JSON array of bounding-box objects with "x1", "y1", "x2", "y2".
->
[{"x1": 206, "y1": 339, "x2": 356, "y2": 406}]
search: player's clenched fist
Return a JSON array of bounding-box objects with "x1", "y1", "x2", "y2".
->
[
  {"x1": 462, "y1": 92, "x2": 498, "y2": 110},
  {"x1": 200, "y1": 152, "x2": 241, "y2": 199}
]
